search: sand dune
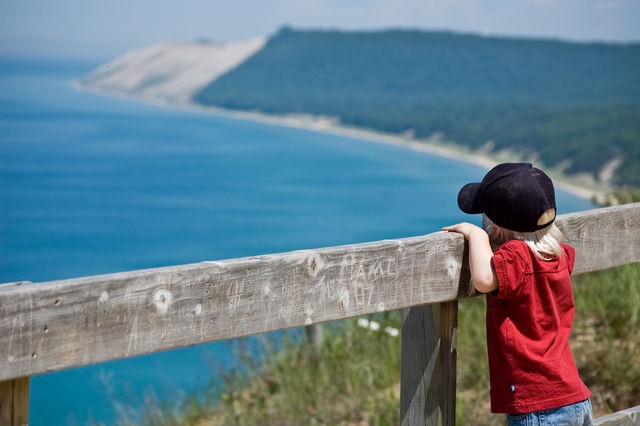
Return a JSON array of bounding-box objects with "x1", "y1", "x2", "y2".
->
[{"x1": 80, "y1": 37, "x2": 266, "y2": 103}]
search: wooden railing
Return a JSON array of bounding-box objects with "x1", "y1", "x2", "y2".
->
[{"x1": 1, "y1": 203, "x2": 639, "y2": 425}]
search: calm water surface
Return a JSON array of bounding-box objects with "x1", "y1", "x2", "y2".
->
[{"x1": 0, "y1": 58, "x2": 594, "y2": 425}]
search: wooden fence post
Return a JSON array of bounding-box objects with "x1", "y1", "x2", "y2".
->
[
  {"x1": 401, "y1": 301, "x2": 458, "y2": 426},
  {"x1": 0, "y1": 377, "x2": 29, "y2": 426}
]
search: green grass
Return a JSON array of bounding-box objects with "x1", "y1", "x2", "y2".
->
[
  {"x1": 456, "y1": 296, "x2": 503, "y2": 425},
  {"x1": 209, "y1": 313, "x2": 402, "y2": 425},
  {"x1": 572, "y1": 262, "x2": 640, "y2": 413},
  {"x1": 116, "y1": 262, "x2": 639, "y2": 425}
]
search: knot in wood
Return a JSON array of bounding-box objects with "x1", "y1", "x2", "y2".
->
[
  {"x1": 152, "y1": 289, "x2": 173, "y2": 315},
  {"x1": 446, "y1": 258, "x2": 460, "y2": 279},
  {"x1": 338, "y1": 287, "x2": 350, "y2": 310},
  {"x1": 306, "y1": 254, "x2": 324, "y2": 279}
]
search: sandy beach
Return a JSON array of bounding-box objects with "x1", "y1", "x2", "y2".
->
[{"x1": 76, "y1": 82, "x2": 607, "y2": 203}]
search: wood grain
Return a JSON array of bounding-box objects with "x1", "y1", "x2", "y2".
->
[
  {"x1": 594, "y1": 405, "x2": 640, "y2": 426},
  {"x1": 0, "y1": 203, "x2": 638, "y2": 381},
  {"x1": 557, "y1": 203, "x2": 640, "y2": 274},
  {"x1": 438, "y1": 301, "x2": 457, "y2": 426},
  {"x1": 0, "y1": 232, "x2": 471, "y2": 381},
  {"x1": 401, "y1": 304, "x2": 442, "y2": 426},
  {"x1": 400, "y1": 301, "x2": 458, "y2": 426},
  {"x1": 0, "y1": 378, "x2": 29, "y2": 426}
]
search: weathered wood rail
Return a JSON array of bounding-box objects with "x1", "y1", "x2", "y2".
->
[{"x1": 1, "y1": 203, "x2": 639, "y2": 425}]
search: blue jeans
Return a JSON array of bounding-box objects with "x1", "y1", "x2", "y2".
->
[{"x1": 507, "y1": 399, "x2": 593, "y2": 426}]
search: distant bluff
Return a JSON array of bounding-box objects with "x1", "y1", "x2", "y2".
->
[
  {"x1": 197, "y1": 26, "x2": 640, "y2": 108},
  {"x1": 84, "y1": 28, "x2": 640, "y2": 188},
  {"x1": 79, "y1": 37, "x2": 266, "y2": 103}
]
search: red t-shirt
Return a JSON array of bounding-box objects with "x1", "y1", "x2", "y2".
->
[{"x1": 487, "y1": 240, "x2": 591, "y2": 414}]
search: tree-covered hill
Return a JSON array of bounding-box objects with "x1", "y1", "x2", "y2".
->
[{"x1": 194, "y1": 28, "x2": 640, "y2": 187}]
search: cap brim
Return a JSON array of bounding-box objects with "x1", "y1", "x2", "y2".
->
[{"x1": 457, "y1": 182, "x2": 483, "y2": 214}]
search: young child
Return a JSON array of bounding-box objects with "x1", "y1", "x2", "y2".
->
[{"x1": 443, "y1": 163, "x2": 592, "y2": 425}]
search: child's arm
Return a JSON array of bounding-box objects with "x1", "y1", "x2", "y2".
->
[{"x1": 442, "y1": 223, "x2": 498, "y2": 293}]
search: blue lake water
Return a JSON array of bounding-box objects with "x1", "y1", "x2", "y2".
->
[{"x1": 0, "y1": 58, "x2": 594, "y2": 425}]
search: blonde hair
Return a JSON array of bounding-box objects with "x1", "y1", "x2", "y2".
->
[{"x1": 482, "y1": 209, "x2": 563, "y2": 261}]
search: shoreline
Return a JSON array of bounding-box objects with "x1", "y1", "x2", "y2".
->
[{"x1": 75, "y1": 82, "x2": 607, "y2": 203}]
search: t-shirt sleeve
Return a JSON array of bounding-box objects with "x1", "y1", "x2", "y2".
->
[
  {"x1": 491, "y1": 241, "x2": 530, "y2": 299},
  {"x1": 563, "y1": 244, "x2": 576, "y2": 274}
]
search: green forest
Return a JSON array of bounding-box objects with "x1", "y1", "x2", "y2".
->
[{"x1": 194, "y1": 27, "x2": 640, "y2": 187}]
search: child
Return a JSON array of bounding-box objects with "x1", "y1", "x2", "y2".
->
[{"x1": 443, "y1": 163, "x2": 592, "y2": 425}]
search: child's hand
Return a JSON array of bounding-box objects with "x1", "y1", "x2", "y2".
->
[
  {"x1": 442, "y1": 222, "x2": 485, "y2": 240},
  {"x1": 442, "y1": 222, "x2": 498, "y2": 293}
]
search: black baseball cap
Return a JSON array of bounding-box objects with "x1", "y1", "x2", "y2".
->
[{"x1": 457, "y1": 163, "x2": 556, "y2": 232}]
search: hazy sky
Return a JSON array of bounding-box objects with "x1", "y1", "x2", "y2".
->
[{"x1": 1, "y1": 0, "x2": 639, "y2": 61}]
